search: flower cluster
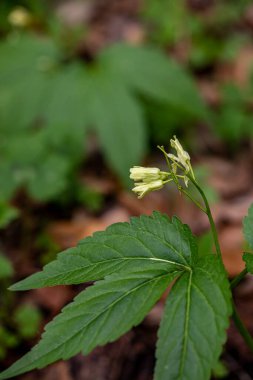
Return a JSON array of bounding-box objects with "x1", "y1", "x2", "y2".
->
[
  {"x1": 130, "y1": 136, "x2": 195, "y2": 198},
  {"x1": 130, "y1": 167, "x2": 170, "y2": 199},
  {"x1": 167, "y1": 136, "x2": 195, "y2": 187}
]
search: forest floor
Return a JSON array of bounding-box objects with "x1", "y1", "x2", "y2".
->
[{"x1": 1, "y1": 0, "x2": 253, "y2": 379}]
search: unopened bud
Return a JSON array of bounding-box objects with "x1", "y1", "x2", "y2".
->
[{"x1": 132, "y1": 180, "x2": 164, "y2": 199}]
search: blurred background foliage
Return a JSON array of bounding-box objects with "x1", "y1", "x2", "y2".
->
[
  {"x1": 0, "y1": 0, "x2": 253, "y2": 218},
  {"x1": 1, "y1": 0, "x2": 253, "y2": 369}
]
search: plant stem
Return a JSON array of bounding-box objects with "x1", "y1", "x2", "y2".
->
[
  {"x1": 179, "y1": 188, "x2": 207, "y2": 214},
  {"x1": 191, "y1": 178, "x2": 222, "y2": 259},
  {"x1": 188, "y1": 178, "x2": 253, "y2": 353},
  {"x1": 230, "y1": 268, "x2": 248, "y2": 289},
  {"x1": 232, "y1": 301, "x2": 253, "y2": 353}
]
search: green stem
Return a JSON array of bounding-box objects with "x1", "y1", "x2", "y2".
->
[
  {"x1": 188, "y1": 178, "x2": 253, "y2": 352},
  {"x1": 232, "y1": 301, "x2": 253, "y2": 353},
  {"x1": 230, "y1": 268, "x2": 248, "y2": 289},
  {"x1": 190, "y1": 178, "x2": 222, "y2": 259},
  {"x1": 179, "y1": 188, "x2": 207, "y2": 214},
  {"x1": 157, "y1": 145, "x2": 179, "y2": 185},
  {"x1": 231, "y1": 271, "x2": 253, "y2": 352}
]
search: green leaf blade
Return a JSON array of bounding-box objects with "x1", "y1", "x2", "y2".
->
[
  {"x1": 155, "y1": 255, "x2": 231, "y2": 380},
  {"x1": 243, "y1": 203, "x2": 253, "y2": 250},
  {"x1": 89, "y1": 73, "x2": 147, "y2": 183},
  {"x1": 243, "y1": 253, "x2": 253, "y2": 274},
  {"x1": 100, "y1": 44, "x2": 208, "y2": 120},
  {"x1": 10, "y1": 213, "x2": 196, "y2": 291},
  {"x1": 0, "y1": 270, "x2": 176, "y2": 380}
]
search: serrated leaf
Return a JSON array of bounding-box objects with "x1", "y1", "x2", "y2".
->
[
  {"x1": 243, "y1": 203, "x2": 253, "y2": 250},
  {"x1": 0, "y1": 270, "x2": 176, "y2": 380},
  {"x1": 10, "y1": 212, "x2": 197, "y2": 291},
  {"x1": 155, "y1": 255, "x2": 231, "y2": 380}
]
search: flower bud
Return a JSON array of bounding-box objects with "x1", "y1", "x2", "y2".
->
[
  {"x1": 130, "y1": 166, "x2": 167, "y2": 182},
  {"x1": 132, "y1": 180, "x2": 164, "y2": 199},
  {"x1": 168, "y1": 136, "x2": 195, "y2": 180}
]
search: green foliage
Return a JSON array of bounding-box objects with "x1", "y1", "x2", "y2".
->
[
  {"x1": 142, "y1": 0, "x2": 251, "y2": 69},
  {"x1": 1, "y1": 270, "x2": 176, "y2": 378},
  {"x1": 243, "y1": 203, "x2": 253, "y2": 251},
  {"x1": 142, "y1": 0, "x2": 188, "y2": 45},
  {"x1": 197, "y1": 231, "x2": 214, "y2": 257},
  {"x1": 243, "y1": 253, "x2": 253, "y2": 274},
  {"x1": 10, "y1": 212, "x2": 197, "y2": 290},
  {"x1": 0, "y1": 303, "x2": 42, "y2": 361},
  {"x1": 75, "y1": 185, "x2": 104, "y2": 212},
  {"x1": 13, "y1": 304, "x2": 42, "y2": 339},
  {"x1": 242, "y1": 204, "x2": 253, "y2": 273},
  {"x1": 0, "y1": 255, "x2": 42, "y2": 360},
  {"x1": 0, "y1": 33, "x2": 207, "y2": 202},
  {"x1": 214, "y1": 84, "x2": 251, "y2": 146},
  {"x1": 155, "y1": 256, "x2": 231, "y2": 380},
  {"x1": 0, "y1": 202, "x2": 19, "y2": 229},
  {"x1": 0, "y1": 212, "x2": 231, "y2": 380},
  {"x1": 212, "y1": 360, "x2": 228, "y2": 379},
  {"x1": 0, "y1": 254, "x2": 14, "y2": 280},
  {"x1": 0, "y1": 326, "x2": 18, "y2": 360}
]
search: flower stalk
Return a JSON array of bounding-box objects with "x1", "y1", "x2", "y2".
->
[{"x1": 130, "y1": 135, "x2": 253, "y2": 356}]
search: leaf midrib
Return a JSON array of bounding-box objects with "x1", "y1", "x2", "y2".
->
[
  {"x1": 13, "y1": 257, "x2": 190, "y2": 289},
  {"x1": 178, "y1": 270, "x2": 192, "y2": 380},
  {"x1": 81, "y1": 230, "x2": 190, "y2": 265},
  {"x1": 4, "y1": 272, "x2": 177, "y2": 378}
]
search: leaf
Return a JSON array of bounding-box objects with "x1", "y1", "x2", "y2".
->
[
  {"x1": 0, "y1": 202, "x2": 19, "y2": 229},
  {"x1": 14, "y1": 305, "x2": 42, "y2": 339},
  {"x1": 43, "y1": 63, "x2": 91, "y2": 129},
  {"x1": 155, "y1": 255, "x2": 231, "y2": 380},
  {"x1": 0, "y1": 36, "x2": 209, "y2": 195},
  {"x1": 27, "y1": 154, "x2": 70, "y2": 201},
  {"x1": 243, "y1": 203, "x2": 253, "y2": 250},
  {"x1": 88, "y1": 71, "x2": 147, "y2": 183},
  {"x1": 0, "y1": 254, "x2": 14, "y2": 279},
  {"x1": 142, "y1": 0, "x2": 188, "y2": 45},
  {"x1": 100, "y1": 44, "x2": 208, "y2": 120},
  {"x1": 242, "y1": 253, "x2": 253, "y2": 274},
  {"x1": 0, "y1": 33, "x2": 57, "y2": 132},
  {"x1": 1, "y1": 215, "x2": 232, "y2": 380},
  {"x1": 0, "y1": 270, "x2": 176, "y2": 380},
  {"x1": 10, "y1": 212, "x2": 197, "y2": 291},
  {"x1": 0, "y1": 130, "x2": 73, "y2": 201}
]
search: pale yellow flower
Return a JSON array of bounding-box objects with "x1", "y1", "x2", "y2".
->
[
  {"x1": 167, "y1": 136, "x2": 195, "y2": 183},
  {"x1": 132, "y1": 180, "x2": 164, "y2": 199},
  {"x1": 130, "y1": 166, "x2": 168, "y2": 182},
  {"x1": 8, "y1": 7, "x2": 32, "y2": 27}
]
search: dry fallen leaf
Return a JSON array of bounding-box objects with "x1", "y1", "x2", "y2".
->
[{"x1": 219, "y1": 225, "x2": 245, "y2": 277}]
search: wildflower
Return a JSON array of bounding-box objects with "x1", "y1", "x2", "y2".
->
[
  {"x1": 167, "y1": 136, "x2": 195, "y2": 182},
  {"x1": 8, "y1": 7, "x2": 32, "y2": 28},
  {"x1": 130, "y1": 166, "x2": 168, "y2": 182},
  {"x1": 132, "y1": 180, "x2": 164, "y2": 199},
  {"x1": 130, "y1": 166, "x2": 170, "y2": 198}
]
